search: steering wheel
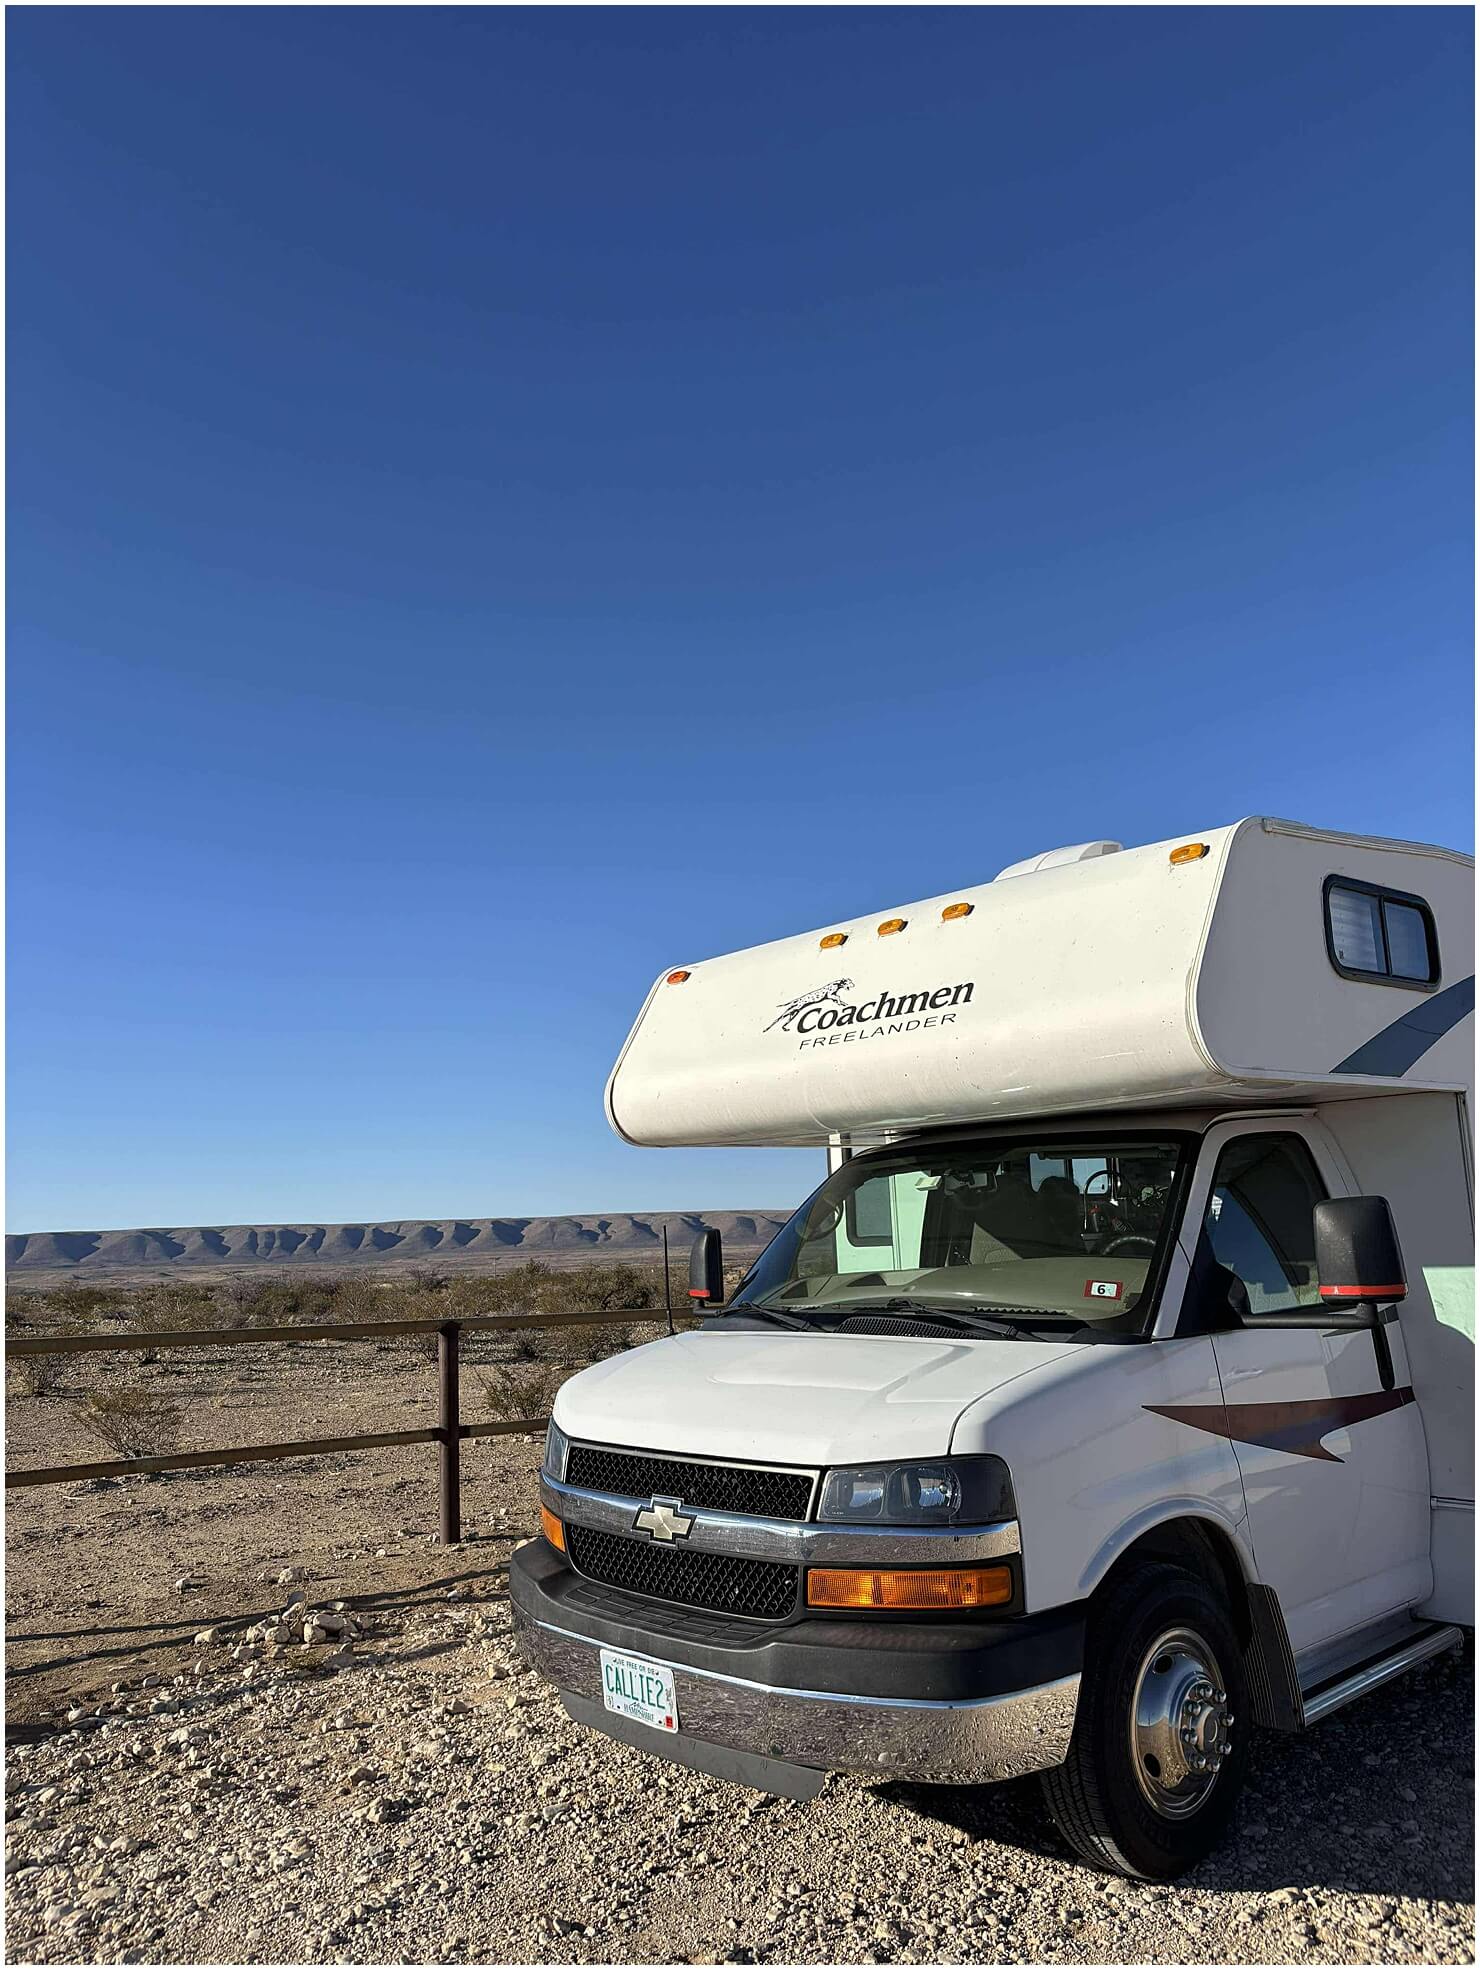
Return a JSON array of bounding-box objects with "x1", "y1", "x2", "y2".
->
[{"x1": 1102, "y1": 1233, "x2": 1156, "y2": 1257}]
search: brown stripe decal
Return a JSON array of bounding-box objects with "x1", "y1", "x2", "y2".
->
[{"x1": 1146, "y1": 1387, "x2": 1415, "y2": 1463}]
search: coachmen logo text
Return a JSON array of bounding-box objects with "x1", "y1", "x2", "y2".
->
[{"x1": 765, "y1": 978, "x2": 975, "y2": 1050}]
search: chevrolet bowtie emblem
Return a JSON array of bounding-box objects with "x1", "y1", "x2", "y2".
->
[{"x1": 633, "y1": 1495, "x2": 694, "y2": 1543}]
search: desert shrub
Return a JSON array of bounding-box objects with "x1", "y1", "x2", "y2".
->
[
  {"x1": 5, "y1": 1290, "x2": 50, "y2": 1335},
  {"x1": 383, "y1": 1283, "x2": 468, "y2": 1363},
  {"x1": 479, "y1": 1361, "x2": 568, "y2": 1424},
  {"x1": 6, "y1": 1281, "x2": 132, "y2": 1334},
  {"x1": 74, "y1": 1387, "x2": 184, "y2": 1461},
  {"x1": 238, "y1": 1276, "x2": 347, "y2": 1326},
  {"x1": 211, "y1": 1275, "x2": 266, "y2": 1327},
  {"x1": 8, "y1": 1351, "x2": 68, "y2": 1398},
  {"x1": 504, "y1": 1325, "x2": 550, "y2": 1363},
  {"x1": 130, "y1": 1282, "x2": 219, "y2": 1331}
]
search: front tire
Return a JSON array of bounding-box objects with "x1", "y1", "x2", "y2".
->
[{"x1": 1040, "y1": 1560, "x2": 1248, "y2": 1879}]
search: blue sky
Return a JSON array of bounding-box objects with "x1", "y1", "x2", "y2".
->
[{"x1": 8, "y1": 8, "x2": 1473, "y2": 1233}]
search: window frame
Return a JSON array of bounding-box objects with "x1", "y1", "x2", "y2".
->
[{"x1": 1322, "y1": 873, "x2": 1441, "y2": 993}]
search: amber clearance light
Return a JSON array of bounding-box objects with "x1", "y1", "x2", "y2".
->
[
  {"x1": 1169, "y1": 843, "x2": 1209, "y2": 865},
  {"x1": 807, "y1": 1564, "x2": 1012, "y2": 1611},
  {"x1": 539, "y1": 1506, "x2": 566, "y2": 1552},
  {"x1": 819, "y1": 932, "x2": 848, "y2": 950},
  {"x1": 941, "y1": 902, "x2": 974, "y2": 921},
  {"x1": 666, "y1": 969, "x2": 691, "y2": 984},
  {"x1": 877, "y1": 918, "x2": 907, "y2": 936}
]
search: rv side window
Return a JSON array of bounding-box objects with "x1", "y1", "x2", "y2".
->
[
  {"x1": 1204, "y1": 1134, "x2": 1327, "y2": 1316},
  {"x1": 1325, "y1": 877, "x2": 1439, "y2": 987},
  {"x1": 845, "y1": 1174, "x2": 894, "y2": 1248}
]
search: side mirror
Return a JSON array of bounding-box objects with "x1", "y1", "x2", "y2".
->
[
  {"x1": 689, "y1": 1228, "x2": 724, "y2": 1307},
  {"x1": 1314, "y1": 1197, "x2": 1407, "y2": 1310}
]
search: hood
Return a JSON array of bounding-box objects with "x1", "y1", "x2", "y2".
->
[{"x1": 552, "y1": 1328, "x2": 1079, "y2": 1467}]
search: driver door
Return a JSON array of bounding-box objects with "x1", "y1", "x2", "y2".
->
[{"x1": 1189, "y1": 1119, "x2": 1431, "y2": 1657}]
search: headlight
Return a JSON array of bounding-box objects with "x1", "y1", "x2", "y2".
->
[
  {"x1": 817, "y1": 1455, "x2": 1013, "y2": 1526},
  {"x1": 543, "y1": 1419, "x2": 570, "y2": 1483}
]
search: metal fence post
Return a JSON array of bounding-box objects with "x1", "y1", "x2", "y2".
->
[{"x1": 438, "y1": 1321, "x2": 461, "y2": 1545}]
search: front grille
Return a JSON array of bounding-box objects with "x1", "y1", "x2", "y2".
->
[
  {"x1": 564, "y1": 1444, "x2": 813, "y2": 1521},
  {"x1": 565, "y1": 1522, "x2": 800, "y2": 1622}
]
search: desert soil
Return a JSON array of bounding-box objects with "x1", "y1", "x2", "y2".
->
[{"x1": 5, "y1": 1343, "x2": 1476, "y2": 1965}]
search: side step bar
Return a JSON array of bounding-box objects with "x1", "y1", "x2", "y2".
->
[{"x1": 1301, "y1": 1622, "x2": 1463, "y2": 1726}]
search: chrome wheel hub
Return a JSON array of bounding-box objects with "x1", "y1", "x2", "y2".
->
[{"x1": 1129, "y1": 1626, "x2": 1234, "y2": 1819}]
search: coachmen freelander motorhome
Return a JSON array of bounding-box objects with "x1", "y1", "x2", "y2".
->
[{"x1": 511, "y1": 818, "x2": 1475, "y2": 1878}]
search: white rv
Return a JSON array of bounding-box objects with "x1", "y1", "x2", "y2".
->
[{"x1": 512, "y1": 819, "x2": 1474, "y2": 1878}]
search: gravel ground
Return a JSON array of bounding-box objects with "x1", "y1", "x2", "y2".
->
[{"x1": 5, "y1": 1353, "x2": 1476, "y2": 1965}]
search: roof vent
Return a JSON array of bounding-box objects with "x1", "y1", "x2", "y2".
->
[{"x1": 994, "y1": 839, "x2": 1123, "y2": 882}]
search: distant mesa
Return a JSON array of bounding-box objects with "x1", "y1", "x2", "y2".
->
[{"x1": 5, "y1": 1211, "x2": 790, "y2": 1281}]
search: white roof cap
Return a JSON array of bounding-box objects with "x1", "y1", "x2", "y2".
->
[{"x1": 994, "y1": 840, "x2": 1123, "y2": 881}]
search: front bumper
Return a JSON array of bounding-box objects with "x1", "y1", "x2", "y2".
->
[{"x1": 510, "y1": 1538, "x2": 1082, "y2": 1790}]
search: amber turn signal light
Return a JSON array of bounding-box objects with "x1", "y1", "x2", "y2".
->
[
  {"x1": 941, "y1": 902, "x2": 974, "y2": 921},
  {"x1": 877, "y1": 918, "x2": 907, "y2": 936},
  {"x1": 666, "y1": 969, "x2": 691, "y2": 984},
  {"x1": 819, "y1": 932, "x2": 848, "y2": 950},
  {"x1": 1169, "y1": 843, "x2": 1209, "y2": 865},
  {"x1": 539, "y1": 1506, "x2": 565, "y2": 1552},
  {"x1": 806, "y1": 1564, "x2": 1012, "y2": 1611}
]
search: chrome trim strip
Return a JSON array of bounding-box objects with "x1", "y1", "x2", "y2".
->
[
  {"x1": 1301, "y1": 1623, "x2": 1463, "y2": 1725},
  {"x1": 542, "y1": 1474, "x2": 1021, "y2": 1566}
]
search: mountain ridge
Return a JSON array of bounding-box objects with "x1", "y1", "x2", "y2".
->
[{"x1": 6, "y1": 1211, "x2": 791, "y2": 1279}]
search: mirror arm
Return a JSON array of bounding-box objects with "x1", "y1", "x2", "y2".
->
[{"x1": 1234, "y1": 1305, "x2": 1380, "y2": 1329}]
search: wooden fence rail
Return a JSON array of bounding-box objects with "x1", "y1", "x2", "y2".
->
[{"x1": 4, "y1": 1307, "x2": 694, "y2": 1542}]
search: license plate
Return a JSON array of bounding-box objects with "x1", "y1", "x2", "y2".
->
[{"x1": 600, "y1": 1647, "x2": 679, "y2": 1734}]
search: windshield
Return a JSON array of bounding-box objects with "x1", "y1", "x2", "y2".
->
[{"x1": 728, "y1": 1133, "x2": 1189, "y2": 1337}]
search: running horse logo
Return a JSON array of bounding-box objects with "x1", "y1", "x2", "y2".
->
[{"x1": 765, "y1": 977, "x2": 854, "y2": 1033}]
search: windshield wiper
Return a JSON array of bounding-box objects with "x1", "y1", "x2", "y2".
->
[
  {"x1": 725, "y1": 1298, "x2": 1123, "y2": 1341},
  {"x1": 722, "y1": 1305, "x2": 818, "y2": 1331},
  {"x1": 827, "y1": 1297, "x2": 1031, "y2": 1339}
]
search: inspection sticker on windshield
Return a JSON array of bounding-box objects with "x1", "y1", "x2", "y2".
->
[
  {"x1": 1084, "y1": 1279, "x2": 1124, "y2": 1300},
  {"x1": 600, "y1": 1648, "x2": 679, "y2": 1733}
]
